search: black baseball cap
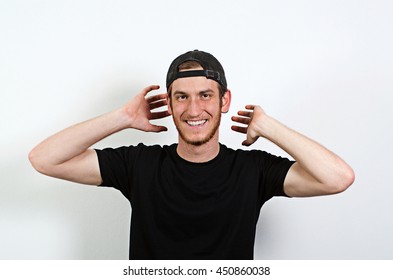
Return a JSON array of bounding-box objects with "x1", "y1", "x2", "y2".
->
[{"x1": 166, "y1": 50, "x2": 227, "y2": 90}]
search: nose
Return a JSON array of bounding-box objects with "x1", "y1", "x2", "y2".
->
[{"x1": 187, "y1": 97, "x2": 203, "y2": 117}]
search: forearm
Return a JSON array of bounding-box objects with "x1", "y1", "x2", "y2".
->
[
  {"x1": 29, "y1": 107, "x2": 128, "y2": 173},
  {"x1": 259, "y1": 115, "x2": 354, "y2": 192},
  {"x1": 29, "y1": 85, "x2": 168, "y2": 185}
]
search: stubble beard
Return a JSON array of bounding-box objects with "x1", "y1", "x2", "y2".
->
[{"x1": 173, "y1": 113, "x2": 222, "y2": 147}]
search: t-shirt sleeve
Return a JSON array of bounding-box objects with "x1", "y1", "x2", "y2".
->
[
  {"x1": 258, "y1": 151, "x2": 295, "y2": 202},
  {"x1": 95, "y1": 145, "x2": 137, "y2": 199}
]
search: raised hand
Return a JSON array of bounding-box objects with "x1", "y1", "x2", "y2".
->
[
  {"x1": 28, "y1": 85, "x2": 171, "y2": 185},
  {"x1": 123, "y1": 85, "x2": 170, "y2": 132},
  {"x1": 231, "y1": 105, "x2": 266, "y2": 146}
]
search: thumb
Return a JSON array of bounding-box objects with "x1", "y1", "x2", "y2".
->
[
  {"x1": 148, "y1": 124, "x2": 168, "y2": 133},
  {"x1": 242, "y1": 134, "x2": 258, "y2": 146},
  {"x1": 242, "y1": 140, "x2": 252, "y2": 146}
]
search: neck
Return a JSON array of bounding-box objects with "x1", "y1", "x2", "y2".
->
[{"x1": 176, "y1": 136, "x2": 220, "y2": 163}]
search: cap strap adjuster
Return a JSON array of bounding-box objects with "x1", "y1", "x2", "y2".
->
[{"x1": 175, "y1": 70, "x2": 221, "y2": 83}]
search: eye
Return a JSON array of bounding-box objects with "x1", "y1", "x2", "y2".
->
[
  {"x1": 201, "y1": 93, "x2": 212, "y2": 100},
  {"x1": 175, "y1": 94, "x2": 187, "y2": 101}
]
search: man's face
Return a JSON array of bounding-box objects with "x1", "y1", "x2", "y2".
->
[{"x1": 168, "y1": 73, "x2": 230, "y2": 146}]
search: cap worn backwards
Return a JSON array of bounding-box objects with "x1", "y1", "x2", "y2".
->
[{"x1": 166, "y1": 50, "x2": 227, "y2": 90}]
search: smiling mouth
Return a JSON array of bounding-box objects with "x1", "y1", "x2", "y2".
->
[{"x1": 186, "y1": 120, "x2": 207, "y2": 127}]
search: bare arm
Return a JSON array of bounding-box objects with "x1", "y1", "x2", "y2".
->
[
  {"x1": 29, "y1": 85, "x2": 170, "y2": 185},
  {"x1": 231, "y1": 105, "x2": 355, "y2": 197}
]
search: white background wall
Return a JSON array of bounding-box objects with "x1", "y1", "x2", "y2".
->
[{"x1": 1, "y1": 0, "x2": 392, "y2": 259}]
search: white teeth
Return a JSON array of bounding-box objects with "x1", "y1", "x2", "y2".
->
[{"x1": 187, "y1": 120, "x2": 207, "y2": 126}]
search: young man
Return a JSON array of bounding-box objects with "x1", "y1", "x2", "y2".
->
[{"x1": 29, "y1": 50, "x2": 355, "y2": 259}]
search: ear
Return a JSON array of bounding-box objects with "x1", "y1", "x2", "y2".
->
[
  {"x1": 221, "y1": 89, "x2": 232, "y2": 113},
  {"x1": 166, "y1": 94, "x2": 173, "y2": 115}
]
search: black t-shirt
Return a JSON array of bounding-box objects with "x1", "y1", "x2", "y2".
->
[{"x1": 95, "y1": 143, "x2": 294, "y2": 259}]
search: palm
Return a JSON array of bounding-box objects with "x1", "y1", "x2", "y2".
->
[
  {"x1": 231, "y1": 105, "x2": 264, "y2": 146},
  {"x1": 124, "y1": 85, "x2": 170, "y2": 132}
]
